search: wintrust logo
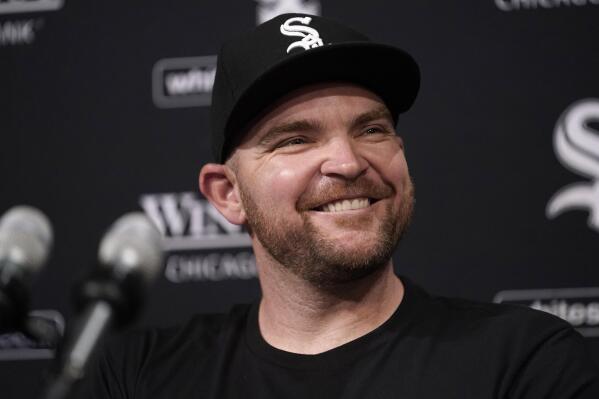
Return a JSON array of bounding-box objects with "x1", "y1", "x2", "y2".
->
[
  {"x1": 0, "y1": 0, "x2": 63, "y2": 15},
  {"x1": 280, "y1": 16, "x2": 323, "y2": 53},
  {"x1": 256, "y1": 0, "x2": 321, "y2": 25},
  {"x1": 140, "y1": 192, "x2": 251, "y2": 251},
  {"x1": 495, "y1": 0, "x2": 599, "y2": 11},
  {"x1": 495, "y1": 288, "x2": 599, "y2": 337},
  {"x1": 546, "y1": 99, "x2": 599, "y2": 232},
  {"x1": 152, "y1": 56, "x2": 217, "y2": 108},
  {"x1": 140, "y1": 192, "x2": 256, "y2": 282}
]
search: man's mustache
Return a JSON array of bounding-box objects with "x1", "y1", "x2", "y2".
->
[{"x1": 296, "y1": 177, "x2": 395, "y2": 211}]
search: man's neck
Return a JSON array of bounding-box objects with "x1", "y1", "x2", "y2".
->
[{"x1": 256, "y1": 254, "x2": 404, "y2": 355}]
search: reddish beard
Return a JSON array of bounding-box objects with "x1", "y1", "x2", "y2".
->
[{"x1": 239, "y1": 175, "x2": 415, "y2": 287}]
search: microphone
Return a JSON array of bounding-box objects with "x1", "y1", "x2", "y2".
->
[
  {"x1": 42, "y1": 212, "x2": 163, "y2": 399},
  {"x1": 0, "y1": 206, "x2": 53, "y2": 332}
]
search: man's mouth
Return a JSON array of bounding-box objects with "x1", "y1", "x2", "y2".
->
[
  {"x1": 299, "y1": 178, "x2": 393, "y2": 213},
  {"x1": 315, "y1": 197, "x2": 372, "y2": 213}
]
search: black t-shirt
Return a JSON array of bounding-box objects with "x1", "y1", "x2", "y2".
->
[{"x1": 79, "y1": 279, "x2": 599, "y2": 398}]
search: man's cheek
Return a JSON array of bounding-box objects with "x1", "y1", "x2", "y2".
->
[
  {"x1": 386, "y1": 152, "x2": 409, "y2": 181},
  {"x1": 268, "y1": 165, "x2": 307, "y2": 199},
  {"x1": 276, "y1": 167, "x2": 299, "y2": 181}
]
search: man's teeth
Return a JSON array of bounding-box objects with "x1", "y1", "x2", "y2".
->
[{"x1": 320, "y1": 198, "x2": 370, "y2": 212}]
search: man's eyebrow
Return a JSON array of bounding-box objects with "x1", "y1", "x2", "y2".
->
[
  {"x1": 257, "y1": 119, "x2": 321, "y2": 146},
  {"x1": 350, "y1": 106, "x2": 394, "y2": 129},
  {"x1": 256, "y1": 107, "x2": 392, "y2": 146}
]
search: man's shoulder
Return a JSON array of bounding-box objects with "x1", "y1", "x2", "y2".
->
[
  {"x1": 102, "y1": 304, "x2": 253, "y2": 367},
  {"x1": 395, "y1": 282, "x2": 599, "y2": 397},
  {"x1": 433, "y1": 292, "x2": 568, "y2": 328},
  {"x1": 78, "y1": 305, "x2": 254, "y2": 398},
  {"x1": 407, "y1": 282, "x2": 575, "y2": 346}
]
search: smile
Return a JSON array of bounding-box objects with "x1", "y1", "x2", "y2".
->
[{"x1": 317, "y1": 197, "x2": 371, "y2": 212}]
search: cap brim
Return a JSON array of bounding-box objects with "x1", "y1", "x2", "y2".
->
[{"x1": 222, "y1": 42, "x2": 420, "y2": 160}]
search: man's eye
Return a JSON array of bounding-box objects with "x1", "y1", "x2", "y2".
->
[
  {"x1": 364, "y1": 126, "x2": 386, "y2": 135},
  {"x1": 278, "y1": 137, "x2": 306, "y2": 147}
]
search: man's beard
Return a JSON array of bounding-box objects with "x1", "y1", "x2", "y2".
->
[{"x1": 239, "y1": 177, "x2": 414, "y2": 287}]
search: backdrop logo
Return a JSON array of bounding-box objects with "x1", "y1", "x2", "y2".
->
[
  {"x1": 494, "y1": 288, "x2": 599, "y2": 337},
  {"x1": 152, "y1": 56, "x2": 216, "y2": 109},
  {"x1": 495, "y1": 0, "x2": 599, "y2": 11},
  {"x1": 546, "y1": 99, "x2": 599, "y2": 232},
  {"x1": 0, "y1": 0, "x2": 62, "y2": 46},
  {"x1": 0, "y1": 18, "x2": 43, "y2": 45},
  {"x1": 140, "y1": 192, "x2": 256, "y2": 282},
  {"x1": 0, "y1": 0, "x2": 63, "y2": 15},
  {"x1": 0, "y1": 310, "x2": 64, "y2": 361},
  {"x1": 256, "y1": 0, "x2": 321, "y2": 25}
]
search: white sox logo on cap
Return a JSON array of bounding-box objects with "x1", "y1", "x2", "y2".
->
[{"x1": 280, "y1": 16, "x2": 324, "y2": 53}]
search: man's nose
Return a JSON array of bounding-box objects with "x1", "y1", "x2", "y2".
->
[{"x1": 320, "y1": 137, "x2": 368, "y2": 180}]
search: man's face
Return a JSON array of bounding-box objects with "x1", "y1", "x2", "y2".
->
[{"x1": 231, "y1": 83, "x2": 414, "y2": 286}]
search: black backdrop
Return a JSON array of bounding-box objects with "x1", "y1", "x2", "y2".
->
[{"x1": 1, "y1": 1, "x2": 599, "y2": 397}]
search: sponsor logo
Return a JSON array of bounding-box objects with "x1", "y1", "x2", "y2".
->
[
  {"x1": 494, "y1": 288, "x2": 599, "y2": 337},
  {"x1": 140, "y1": 192, "x2": 251, "y2": 251},
  {"x1": 0, "y1": 309, "x2": 64, "y2": 361},
  {"x1": 256, "y1": 0, "x2": 321, "y2": 25},
  {"x1": 0, "y1": 0, "x2": 62, "y2": 46},
  {"x1": 0, "y1": 18, "x2": 42, "y2": 46},
  {"x1": 165, "y1": 253, "x2": 257, "y2": 283},
  {"x1": 546, "y1": 99, "x2": 599, "y2": 232},
  {"x1": 140, "y1": 192, "x2": 257, "y2": 282},
  {"x1": 495, "y1": 0, "x2": 599, "y2": 12},
  {"x1": 280, "y1": 16, "x2": 323, "y2": 53},
  {"x1": 152, "y1": 56, "x2": 217, "y2": 109},
  {"x1": 0, "y1": 0, "x2": 63, "y2": 15}
]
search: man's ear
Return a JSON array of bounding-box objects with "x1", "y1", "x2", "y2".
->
[{"x1": 199, "y1": 163, "x2": 246, "y2": 225}]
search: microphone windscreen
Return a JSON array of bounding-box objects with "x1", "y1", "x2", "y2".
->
[
  {"x1": 97, "y1": 212, "x2": 163, "y2": 284},
  {"x1": 0, "y1": 206, "x2": 53, "y2": 274}
]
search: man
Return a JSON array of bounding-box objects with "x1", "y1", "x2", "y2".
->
[{"x1": 83, "y1": 13, "x2": 599, "y2": 398}]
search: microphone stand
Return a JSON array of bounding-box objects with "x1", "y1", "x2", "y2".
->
[{"x1": 40, "y1": 268, "x2": 144, "y2": 399}]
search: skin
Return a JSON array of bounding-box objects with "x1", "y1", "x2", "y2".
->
[{"x1": 200, "y1": 83, "x2": 413, "y2": 354}]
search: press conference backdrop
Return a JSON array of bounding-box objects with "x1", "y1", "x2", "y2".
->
[{"x1": 1, "y1": 0, "x2": 598, "y2": 397}]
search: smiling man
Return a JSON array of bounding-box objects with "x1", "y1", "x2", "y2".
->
[
  {"x1": 201, "y1": 82, "x2": 413, "y2": 355},
  {"x1": 81, "y1": 13, "x2": 599, "y2": 399}
]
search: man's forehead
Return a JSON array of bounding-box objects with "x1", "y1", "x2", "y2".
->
[{"x1": 240, "y1": 83, "x2": 393, "y2": 143}]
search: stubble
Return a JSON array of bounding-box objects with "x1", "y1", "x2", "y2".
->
[{"x1": 239, "y1": 176, "x2": 415, "y2": 287}]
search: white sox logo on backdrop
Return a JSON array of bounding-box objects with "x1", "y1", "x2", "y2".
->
[
  {"x1": 280, "y1": 16, "x2": 323, "y2": 53},
  {"x1": 546, "y1": 99, "x2": 599, "y2": 232}
]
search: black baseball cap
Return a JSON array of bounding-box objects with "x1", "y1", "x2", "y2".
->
[{"x1": 210, "y1": 13, "x2": 420, "y2": 163}]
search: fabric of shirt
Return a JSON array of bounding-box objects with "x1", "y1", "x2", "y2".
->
[{"x1": 78, "y1": 278, "x2": 599, "y2": 398}]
